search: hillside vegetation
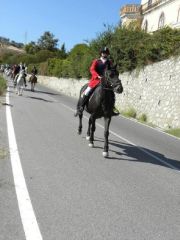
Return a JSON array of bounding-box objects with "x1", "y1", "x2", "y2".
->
[{"x1": 1, "y1": 27, "x2": 180, "y2": 77}]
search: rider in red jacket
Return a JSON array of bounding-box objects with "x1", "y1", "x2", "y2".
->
[{"x1": 75, "y1": 47, "x2": 119, "y2": 116}]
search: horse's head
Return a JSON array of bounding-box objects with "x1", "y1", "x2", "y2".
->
[{"x1": 104, "y1": 65, "x2": 123, "y2": 94}]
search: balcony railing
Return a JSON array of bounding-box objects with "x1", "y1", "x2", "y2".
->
[{"x1": 141, "y1": 0, "x2": 169, "y2": 12}]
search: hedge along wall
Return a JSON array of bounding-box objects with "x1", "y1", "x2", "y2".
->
[{"x1": 37, "y1": 56, "x2": 180, "y2": 129}]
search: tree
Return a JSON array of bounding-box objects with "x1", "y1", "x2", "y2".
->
[
  {"x1": 25, "y1": 41, "x2": 39, "y2": 54},
  {"x1": 56, "y1": 43, "x2": 67, "y2": 59},
  {"x1": 37, "y1": 31, "x2": 59, "y2": 51},
  {"x1": 68, "y1": 44, "x2": 92, "y2": 78}
]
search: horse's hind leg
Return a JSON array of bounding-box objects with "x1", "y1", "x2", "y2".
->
[
  {"x1": 20, "y1": 86, "x2": 23, "y2": 96},
  {"x1": 103, "y1": 117, "x2": 111, "y2": 157},
  {"x1": 86, "y1": 117, "x2": 92, "y2": 140},
  {"x1": 32, "y1": 83, "x2": 34, "y2": 91}
]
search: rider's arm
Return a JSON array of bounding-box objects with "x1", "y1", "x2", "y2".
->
[{"x1": 90, "y1": 60, "x2": 100, "y2": 79}]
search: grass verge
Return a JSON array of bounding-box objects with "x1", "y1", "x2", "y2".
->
[
  {"x1": 0, "y1": 148, "x2": 8, "y2": 160},
  {"x1": 0, "y1": 75, "x2": 7, "y2": 96},
  {"x1": 121, "y1": 108, "x2": 137, "y2": 118},
  {"x1": 165, "y1": 128, "x2": 180, "y2": 138}
]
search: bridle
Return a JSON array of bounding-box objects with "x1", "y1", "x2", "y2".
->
[{"x1": 101, "y1": 68, "x2": 120, "y2": 91}]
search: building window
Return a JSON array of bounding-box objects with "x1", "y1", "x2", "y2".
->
[
  {"x1": 143, "y1": 20, "x2": 148, "y2": 32},
  {"x1": 148, "y1": 0, "x2": 152, "y2": 6},
  {"x1": 177, "y1": 7, "x2": 180, "y2": 22},
  {"x1": 158, "y1": 12, "x2": 165, "y2": 29}
]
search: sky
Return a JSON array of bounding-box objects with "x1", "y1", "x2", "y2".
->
[{"x1": 0, "y1": 0, "x2": 140, "y2": 51}]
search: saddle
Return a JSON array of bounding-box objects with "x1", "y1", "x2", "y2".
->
[{"x1": 81, "y1": 84, "x2": 99, "y2": 101}]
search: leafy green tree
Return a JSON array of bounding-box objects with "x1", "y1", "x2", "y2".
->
[
  {"x1": 35, "y1": 50, "x2": 57, "y2": 63},
  {"x1": 67, "y1": 43, "x2": 92, "y2": 78},
  {"x1": 89, "y1": 24, "x2": 115, "y2": 57},
  {"x1": 61, "y1": 59, "x2": 71, "y2": 78},
  {"x1": 24, "y1": 41, "x2": 39, "y2": 54},
  {"x1": 37, "y1": 31, "x2": 59, "y2": 51}
]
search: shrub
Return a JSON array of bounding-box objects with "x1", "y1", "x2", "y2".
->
[
  {"x1": 122, "y1": 108, "x2": 137, "y2": 118},
  {"x1": 1, "y1": 26, "x2": 180, "y2": 78},
  {"x1": 138, "y1": 113, "x2": 147, "y2": 122}
]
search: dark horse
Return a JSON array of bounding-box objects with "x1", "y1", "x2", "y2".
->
[
  {"x1": 29, "y1": 74, "x2": 37, "y2": 92},
  {"x1": 75, "y1": 65, "x2": 123, "y2": 157}
]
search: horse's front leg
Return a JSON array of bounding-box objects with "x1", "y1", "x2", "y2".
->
[
  {"x1": 89, "y1": 115, "x2": 96, "y2": 148},
  {"x1": 20, "y1": 86, "x2": 23, "y2": 96},
  {"x1": 77, "y1": 113, "x2": 83, "y2": 135},
  {"x1": 103, "y1": 117, "x2": 111, "y2": 157},
  {"x1": 32, "y1": 83, "x2": 35, "y2": 91}
]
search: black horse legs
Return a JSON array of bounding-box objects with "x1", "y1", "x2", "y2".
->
[
  {"x1": 77, "y1": 114, "x2": 111, "y2": 157},
  {"x1": 77, "y1": 113, "x2": 83, "y2": 135},
  {"x1": 88, "y1": 116, "x2": 96, "y2": 147},
  {"x1": 86, "y1": 117, "x2": 92, "y2": 139},
  {"x1": 103, "y1": 117, "x2": 111, "y2": 157}
]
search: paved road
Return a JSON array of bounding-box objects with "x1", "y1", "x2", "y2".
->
[{"x1": 0, "y1": 78, "x2": 180, "y2": 240}]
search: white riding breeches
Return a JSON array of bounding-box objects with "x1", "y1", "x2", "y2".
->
[{"x1": 84, "y1": 86, "x2": 92, "y2": 96}]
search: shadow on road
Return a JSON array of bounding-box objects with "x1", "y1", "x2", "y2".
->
[
  {"x1": 26, "y1": 96, "x2": 54, "y2": 103},
  {"x1": 93, "y1": 137, "x2": 180, "y2": 171},
  {"x1": 25, "y1": 88, "x2": 61, "y2": 96}
]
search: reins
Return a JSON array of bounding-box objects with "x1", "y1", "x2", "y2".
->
[{"x1": 100, "y1": 71, "x2": 115, "y2": 91}]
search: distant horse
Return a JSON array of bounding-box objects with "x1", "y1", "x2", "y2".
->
[
  {"x1": 16, "y1": 71, "x2": 26, "y2": 96},
  {"x1": 29, "y1": 74, "x2": 37, "y2": 92},
  {"x1": 75, "y1": 65, "x2": 123, "y2": 157}
]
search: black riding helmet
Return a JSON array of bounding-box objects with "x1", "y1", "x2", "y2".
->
[{"x1": 100, "y1": 47, "x2": 110, "y2": 55}]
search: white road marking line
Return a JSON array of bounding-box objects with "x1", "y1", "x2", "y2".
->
[
  {"x1": 6, "y1": 88, "x2": 43, "y2": 240},
  {"x1": 61, "y1": 103, "x2": 180, "y2": 171}
]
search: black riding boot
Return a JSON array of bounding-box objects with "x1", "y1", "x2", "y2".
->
[{"x1": 74, "y1": 95, "x2": 89, "y2": 116}]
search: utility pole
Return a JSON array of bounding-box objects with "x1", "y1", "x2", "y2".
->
[{"x1": 24, "y1": 31, "x2": 27, "y2": 45}]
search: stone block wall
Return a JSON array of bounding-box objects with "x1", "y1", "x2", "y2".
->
[
  {"x1": 117, "y1": 56, "x2": 180, "y2": 129},
  {"x1": 37, "y1": 56, "x2": 180, "y2": 129}
]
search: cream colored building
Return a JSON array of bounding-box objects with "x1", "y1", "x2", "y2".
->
[
  {"x1": 120, "y1": 4, "x2": 141, "y2": 27},
  {"x1": 141, "y1": 0, "x2": 180, "y2": 32},
  {"x1": 120, "y1": 1, "x2": 180, "y2": 31}
]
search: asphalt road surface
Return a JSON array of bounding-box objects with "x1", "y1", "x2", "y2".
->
[{"x1": 0, "y1": 78, "x2": 180, "y2": 240}]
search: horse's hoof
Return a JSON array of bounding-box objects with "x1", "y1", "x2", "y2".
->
[
  {"x1": 88, "y1": 143, "x2": 94, "y2": 148},
  {"x1": 86, "y1": 136, "x2": 90, "y2": 141},
  {"x1": 77, "y1": 129, "x2": 82, "y2": 135},
  {"x1": 102, "y1": 152, "x2": 109, "y2": 158}
]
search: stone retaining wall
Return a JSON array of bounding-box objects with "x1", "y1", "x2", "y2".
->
[{"x1": 37, "y1": 56, "x2": 180, "y2": 129}]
